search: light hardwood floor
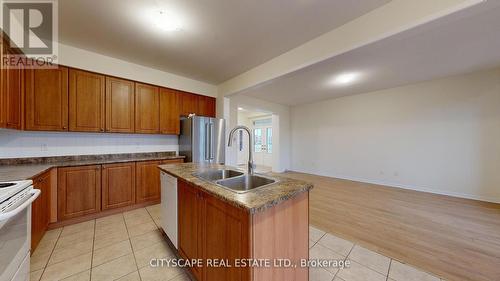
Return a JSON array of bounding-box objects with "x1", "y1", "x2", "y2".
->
[{"x1": 283, "y1": 172, "x2": 500, "y2": 281}]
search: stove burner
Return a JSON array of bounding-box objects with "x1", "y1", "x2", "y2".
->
[{"x1": 0, "y1": 183, "x2": 16, "y2": 188}]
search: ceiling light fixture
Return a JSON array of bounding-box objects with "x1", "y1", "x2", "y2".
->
[
  {"x1": 332, "y1": 72, "x2": 360, "y2": 86},
  {"x1": 153, "y1": 10, "x2": 181, "y2": 31},
  {"x1": 238, "y1": 107, "x2": 244, "y2": 111}
]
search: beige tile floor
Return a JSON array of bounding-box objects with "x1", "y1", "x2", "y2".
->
[{"x1": 29, "y1": 204, "x2": 445, "y2": 281}]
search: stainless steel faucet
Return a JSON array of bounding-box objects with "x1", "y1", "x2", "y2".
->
[{"x1": 228, "y1": 125, "x2": 255, "y2": 174}]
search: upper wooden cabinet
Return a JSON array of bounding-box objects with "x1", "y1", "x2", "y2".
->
[
  {"x1": 198, "y1": 95, "x2": 216, "y2": 118},
  {"x1": 135, "y1": 83, "x2": 160, "y2": 134},
  {"x1": 105, "y1": 77, "x2": 135, "y2": 133},
  {"x1": 160, "y1": 88, "x2": 180, "y2": 134},
  {"x1": 69, "y1": 69, "x2": 105, "y2": 132},
  {"x1": 58, "y1": 165, "x2": 101, "y2": 221},
  {"x1": 179, "y1": 91, "x2": 198, "y2": 117},
  {"x1": 102, "y1": 162, "x2": 136, "y2": 210},
  {"x1": 25, "y1": 66, "x2": 69, "y2": 131},
  {"x1": 31, "y1": 171, "x2": 51, "y2": 251}
]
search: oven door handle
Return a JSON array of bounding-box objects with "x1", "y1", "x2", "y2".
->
[{"x1": 0, "y1": 189, "x2": 41, "y2": 221}]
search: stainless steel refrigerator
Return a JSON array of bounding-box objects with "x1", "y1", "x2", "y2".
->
[{"x1": 179, "y1": 116, "x2": 225, "y2": 164}]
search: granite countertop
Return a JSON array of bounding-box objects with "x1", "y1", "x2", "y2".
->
[
  {"x1": 0, "y1": 152, "x2": 185, "y2": 181},
  {"x1": 158, "y1": 163, "x2": 313, "y2": 214}
]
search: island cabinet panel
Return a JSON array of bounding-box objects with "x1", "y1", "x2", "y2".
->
[
  {"x1": 159, "y1": 88, "x2": 180, "y2": 134},
  {"x1": 197, "y1": 96, "x2": 216, "y2": 118},
  {"x1": 69, "y1": 69, "x2": 105, "y2": 132},
  {"x1": 201, "y1": 192, "x2": 251, "y2": 281},
  {"x1": 31, "y1": 171, "x2": 51, "y2": 252},
  {"x1": 25, "y1": 66, "x2": 69, "y2": 131},
  {"x1": 252, "y1": 192, "x2": 309, "y2": 281},
  {"x1": 135, "y1": 83, "x2": 160, "y2": 134},
  {"x1": 136, "y1": 160, "x2": 162, "y2": 203},
  {"x1": 102, "y1": 162, "x2": 136, "y2": 210},
  {"x1": 105, "y1": 77, "x2": 135, "y2": 133},
  {"x1": 178, "y1": 180, "x2": 203, "y2": 281},
  {"x1": 179, "y1": 91, "x2": 198, "y2": 117},
  {"x1": 57, "y1": 165, "x2": 101, "y2": 220}
]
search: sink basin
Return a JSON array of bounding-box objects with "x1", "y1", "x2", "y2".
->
[
  {"x1": 194, "y1": 169, "x2": 244, "y2": 181},
  {"x1": 215, "y1": 174, "x2": 277, "y2": 193}
]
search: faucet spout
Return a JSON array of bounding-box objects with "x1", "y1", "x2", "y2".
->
[{"x1": 228, "y1": 125, "x2": 255, "y2": 175}]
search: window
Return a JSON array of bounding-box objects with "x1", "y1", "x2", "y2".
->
[
  {"x1": 266, "y1": 128, "x2": 272, "y2": 153},
  {"x1": 254, "y1": 128, "x2": 262, "y2": 152}
]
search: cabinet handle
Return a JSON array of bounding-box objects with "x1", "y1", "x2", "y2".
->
[
  {"x1": 100, "y1": 128, "x2": 104, "y2": 132},
  {"x1": 62, "y1": 126, "x2": 67, "y2": 130}
]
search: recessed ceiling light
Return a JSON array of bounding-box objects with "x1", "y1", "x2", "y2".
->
[
  {"x1": 332, "y1": 72, "x2": 360, "y2": 86},
  {"x1": 238, "y1": 107, "x2": 244, "y2": 111},
  {"x1": 153, "y1": 10, "x2": 181, "y2": 31}
]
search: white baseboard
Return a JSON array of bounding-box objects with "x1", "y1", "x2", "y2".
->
[{"x1": 289, "y1": 168, "x2": 500, "y2": 204}]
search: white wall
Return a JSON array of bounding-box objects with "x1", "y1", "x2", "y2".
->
[
  {"x1": 226, "y1": 95, "x2": 290, "y2": 172},
  {"x1": 0, "y1": 130, "x2": 178, "y2": 158},
  {"x1": 291, "y1": 67, "x2": 500, "y2": 203}
]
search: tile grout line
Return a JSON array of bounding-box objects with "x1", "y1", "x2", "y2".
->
[
  {"x1": 124, "y1": 210, "x2": 143, "y2": 281},
  {"x1": 89, "y1": 219, "x2": 96, "y2": 281},
  {"x1": 37, "y1": 228, "x2": 62, "y2": 281},
  {"x1": 386, "y1": 259, "x2": 393, "y2": 281}
]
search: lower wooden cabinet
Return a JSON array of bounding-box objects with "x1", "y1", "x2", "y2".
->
[
  {"x1": 102, "y1": 162, "x2": 136, "y2": 210},
  {"x1": 136, "y1": 159, "x2": 183, "y2": 204},
  {"x1": 31, "y1": 171, "x2": 51, "y2": 251},
  {"x1": 178, "y1": 180, "x2": 203, "y2": 280},
  {"x1": 178, "y1": 179, "x2": 250, "y2": 281},
  {"x1": 57, "y1": 165, "x2": 101, "y2": 220}
]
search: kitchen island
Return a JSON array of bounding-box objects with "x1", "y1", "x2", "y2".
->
[{"x1": 158, "y1": 162, "x2": 313, "y2": 281}]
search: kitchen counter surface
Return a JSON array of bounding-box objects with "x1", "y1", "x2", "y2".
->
[
  {"x1": 0, "y1": 152, "x2": 185, "y2": 181},
  {"x1": 158, "y1": 162, "x2": 313, "y2": 214}
]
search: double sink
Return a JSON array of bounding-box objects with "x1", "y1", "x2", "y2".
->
[{"x1": 193, "y1": 169, "x2": 278, "y2": 193}]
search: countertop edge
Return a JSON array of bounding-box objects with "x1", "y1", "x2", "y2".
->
[{"x1": 158, "y1": 165, "x2": 313, "y2": 214}]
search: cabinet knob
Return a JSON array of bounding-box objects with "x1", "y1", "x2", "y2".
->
[
  {"x1": 62, "y1": 126, "x2": 67, "y2": 130},
  {"x1": 100, "y1": 128, "x2": 104, "y2": 132}
]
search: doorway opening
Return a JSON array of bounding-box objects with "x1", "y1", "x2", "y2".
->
[{"x1": 237, "y1": 108, "x2": 273, "y2": 173}]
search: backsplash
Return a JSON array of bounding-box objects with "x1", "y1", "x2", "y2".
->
[{"x1": 0, "y1": 129, "x2": 179, "y2": 159}]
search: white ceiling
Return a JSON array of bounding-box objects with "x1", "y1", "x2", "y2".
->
[
  {"x1": 59, "y1": 0, "x2": 389, "y2": 84},
  {"x1": 241, "y1": 0, "x2": 500, "y2": 106}
]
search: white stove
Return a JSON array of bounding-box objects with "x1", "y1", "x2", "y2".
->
[{"x1": 0, "y1": 180, "x2": 39, "y2": 281}]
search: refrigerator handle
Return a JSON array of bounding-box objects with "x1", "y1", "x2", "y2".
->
[
  {"x1": 205, "y1": 122, "x2": 210, "y2": 160},
  {"x1": 210, "y1": 122, "x2": 215, "y2": 160}
]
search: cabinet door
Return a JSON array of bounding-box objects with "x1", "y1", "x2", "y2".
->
[
  {"x1": 135, "y1": 160, "x2": 162, "y2": 203},
  {"x1": 69, "y1": 69, "x2": 105, "y2": 132},
  {"x1": 179, "y1": 91, "x2": 198, "y2": 117},
  {"x1": 0, "y1": 39, "x2": 5, "y2": 127},
  {"x1": 102, "y1": 162, "x2": 136, "y2": 210},
  {"x1": 25, "y1": 66, "x2": 69, "y2": 131},
  {"x1": 105, "y1": 77, "x2": 135, "y2": 133},
  {"x1": 31, "y1": 171, "x2": 51, "y2": 251},
  {"x1": 135, "y1": 83, "x2": 160, "y2": 133},
  {"x1": 202, "y1": 192, "x2": 250, "y2": 281},
  {"x1": 159, "y1": 88, "x2": 180, "y2": 135},
  {"x1": 197, "y1": 95, "x2": 216, "y2": 118},
  {"x1": 58, "y1": 165, "x2": 101, "y2": 220},
  {"x1": 178, "y1": 180, "x2": 203, "y2": 280},
  {"x1": 2, "y1": 49, "x2": 23, "y2": 129}
]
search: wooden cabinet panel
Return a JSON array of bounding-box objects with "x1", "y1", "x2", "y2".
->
[
  {"x1": 178, "y1": 180, "x2": 203, "y2": 280},
  {"x1": 159, "y1": 88, "x2": 180, "y2": 134},
  {"x1": 31, "y1": 171, "x2": 51, "y2": 251},
  {"x1": 136, "y1": 160, "x2": 162, "y2": 203},
  {"x1": 69, "y1": 69, "x2": 105, "y2": 132},
  {"x1": 0, "y1": 38, "x2": 5, "y2": 127},
  {"x1": 202, "y1": 193, "x2": 250, "y2": 281},
  {"x1": 105, "y1": 77, "x2": 135, "y2": 133},
  {"x1": 161, "y1": 159, "x2": 184, "y2": 165},
  {"x1": 25, "y1": 66, "x2": 69, "y2": 131},
  {"x1": 135, "y1": 83, "x2": 160, "y2": 133},
  {"x1": 58, "y1": 165, "x2": 101, "y2": 220},
  {"x1": 179, "y1": 91, "x2": 198, "y2": 117},
  {"x1": 1, "y1": 49, "x2": 23, "y2": 129},
  {"x1": 102, "y1": 162, "x2": 136, "y2": 210},
  {"x1": 197, "y1": 95, "x2": 216, "y2": 118}
]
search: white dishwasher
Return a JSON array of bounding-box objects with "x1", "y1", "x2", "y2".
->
[{"x1": 160, "y1": 172, "x2": 178, "y2": 249}]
